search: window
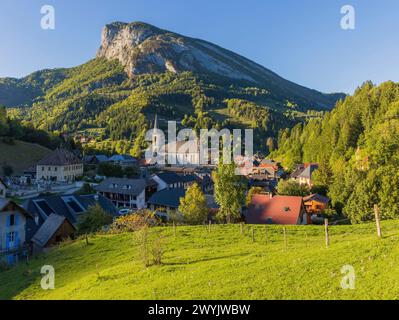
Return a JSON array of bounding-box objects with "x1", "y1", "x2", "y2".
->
[
  {"x1": 34, "y1": 200, "x2": 55, "y2": 216},
  {"x1": 48, "y1": 167, "x2": 51, "y2": 171},
  {"x1": 55, "y1": 167, "x2": 58, "y2": 172},
  {"x1": 9, "y1": 214, "x2": 15, "y2": 226},
  {"x1": 42, "y1": 167, "x2": 45, "y2": 171},
  {"x1": 8, "y1": 232, "x2": 15, "y2": 242}
]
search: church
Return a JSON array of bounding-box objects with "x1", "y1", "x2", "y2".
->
[{"x1": 150, "y1": 115, "x2": 218, "y2": 167}]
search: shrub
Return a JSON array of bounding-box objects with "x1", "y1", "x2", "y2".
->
[
  {"x1": 77, "y1": 204, "x2": 113, "y2": 235},
  {"x1": 109, "y1": 210, "x2": 160, "y2": 233}
]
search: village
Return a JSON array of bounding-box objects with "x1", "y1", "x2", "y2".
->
[{"x1": 0, "y1": 117, "x2": 330, "y2": 267}]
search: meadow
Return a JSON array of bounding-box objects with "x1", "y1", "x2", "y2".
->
[{"x1": 1, "y1": 220, "x2": 399, "y2": 300}]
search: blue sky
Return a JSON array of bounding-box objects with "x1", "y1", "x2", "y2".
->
[{"x1": 0, "y1": 0, "x2": 398, "y2": 94}]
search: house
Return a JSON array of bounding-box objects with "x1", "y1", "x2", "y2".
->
[
  {"x1": 83, "y1": 154, "x2": 109, "y2": 165},
  {"x1": 0, "y1": 177, "x2": 8, "y2": 198},
  {"x1": 36, "y1": 148, "x2": 84, "y2": 182},
  {"x1": 295, "y1": 163, "x2": 319, "y2": 187},
  {"x1": 0, "y1": 199, "x2": 32, "y2": 264},
  {"x1": 31, "y1": 214, "x2": 76, "y2": 252},
  {"x1": 22, "y1": 166, "x2": 37, "y2": 184},
  {"x1": 94, "y1": 178, "x2": 157, "y2": 209},
  {"x1": 251, "y1": 159, "x2": 283, "y2": 180},
  {"x1": 152, "y1": 172, "x2": 197, "y2": 191},
  {"x1": 245, "y1": 194, "x2": 308, "y2": 225},
  {"x1": 303, "y1": 193, "x2": 330, "y2": 216},
  {"x1": 108, "y1": 154, "x2": 138, "y2": 168},
  {"x1": 147, "y1": 188, "x2": 186, "y2": 212},
  {"x1": 23, "y1": 194, "x2": 118, "y2": 250}
]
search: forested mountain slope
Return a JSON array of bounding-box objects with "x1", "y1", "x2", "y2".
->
[{"x1": 271, "y1": 81, "x2": 399, "y2": 222}]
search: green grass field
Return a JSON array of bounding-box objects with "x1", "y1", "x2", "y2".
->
[
  {"x1": 1, "y1": 221, "x2": 399, "y2": 300},
  {"x1": 0, "y1": 140, "x2": 51, "y2": 174}
]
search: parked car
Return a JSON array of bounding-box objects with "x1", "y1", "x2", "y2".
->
[{"x1": 118, "y1": 208, "x2": 132, "y2": 215}]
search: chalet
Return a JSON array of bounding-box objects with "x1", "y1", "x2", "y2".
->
[
  {"x1": 36, "y1": 148, "x2": 83, "y2": 182},
  {"x1": 23, "y1": 194, "x2": 118, "y2": 251},
  {"x1": 0, "y1": 199, "x2": 32, "y2": 264},
  {"x1": 94, "y1": 178, "x2": 157, "y2": 209},
  {"x1": 303, "y1": 193, "x2": 330, "y2": 216},
  {"x1": 31, "y1": 214, "x2": 76, "y2": 253},
  {"x1": 293, "y1": 163, "x2": 319, "y2": 187},
  {"x1": 245, "y1": 194, "x2": 309, "y2": 225},
  {"x1": 147, "y1": 188, "x2": 186, "y2": 212},
  {"x1": 152, "y1": 172, "x2": 197, "y2": 191},
  {"x1": 0, "y1": 177, "x2": 8, "y2": 198}
]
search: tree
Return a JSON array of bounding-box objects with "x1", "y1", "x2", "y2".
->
[
  {"x1": 312, "y1": 157, "x2": 333, "y2": 195},
  {"x1": 212, "y1": 162, "x2": 246, "y2": 223},
  {"x1": 74, "y1": 183, "x2": 95, "y2": 195},
  {"x1": 266, "y1": 137, "x2": 275, "y2": 153},
  {"x1": 277, "y1": 180, "x2": 310, "y2": 197},
  {"x1": 0, "y1": 106, "x2": 9, "y2": 136},
  {"x1": 98, "y1": 162, "x2": 124, "y2": 177},
  {"x1": 77, "y1": 204, "x2": 113, "y2": 234},
  {"x1": 2, "y1": 164, "x2": 13, "y2": 177},
  {"x1": 178, "y1": 183, "x2": 208, "y2": 224},
  {"x1": 246, "y1": 187, "x2": 263, "y2": 207}
]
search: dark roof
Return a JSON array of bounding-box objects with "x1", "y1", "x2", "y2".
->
[
  {"x1": 154, "y1": 172, "x2": 196, "y2": 185},
  {"x1": 83, "y1": 155, "x2": 109, "y2": 163},
  {"x1": 0, "y1": 199, "x2": 32, "y2": 217},
  {"x1": 94, "y1": 178, "x2": 146, "y2": 196},
  {"x1": 109, "y1": 154, "x2": 137, "y2": 162},
  {"x1": 245, "y1": 195, "x2": 305, "y2": 225},
  {"x1": 148, "y1": 188, "x2": 186, "y2": 208},
  {"x1": 298, "y1": 164, "x2": 319, "y2": 179},
  {"x1": 303, "y1": 193, "x2": 330, "y2": 204},
  {"x1": 31, "y1": 214, "x2": 75, "y2": 247},
  {"x1": 23, "y1": 193, "x2": 118, "y2": 241},
  {"x1": 37, "y1": 148, "x2": 82, "y2": 166},
  {"x1": 290, "y1": 164, "x2": 305, "y2": 179}
]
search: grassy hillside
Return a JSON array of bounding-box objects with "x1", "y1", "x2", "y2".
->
[
  {"x1": 0, "y1": 140, "x2": 51, "y2": 174},
  {"x1": 1, "y1": 220, "x2": 399, "y2": 300}
]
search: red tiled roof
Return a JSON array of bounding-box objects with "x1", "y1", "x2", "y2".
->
[{"x1": 246, "y1": 194, "x2": 305, "y2": 225}]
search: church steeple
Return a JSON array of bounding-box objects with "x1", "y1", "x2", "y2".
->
[
  {"x1": 154, "y1": 114, "x2": 158, "y2": 130},
  {"x1": 152, "y1": 114, "x2": 160, "y2": 155}
]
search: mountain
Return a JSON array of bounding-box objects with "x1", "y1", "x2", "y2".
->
[
  {"x1": 97, "y1": 22, "x2": 342, "y2": 110},
  {"x1": 0, "y1": 21, "x2": 345, "y2": 154}
]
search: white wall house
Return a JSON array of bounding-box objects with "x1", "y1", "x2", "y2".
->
[
  {"x1": 36, "y1": 149, "x2": 83, "y2": 183},
  {"x1": 94, "y1": 178, "x2": 147, "y2": 209}
]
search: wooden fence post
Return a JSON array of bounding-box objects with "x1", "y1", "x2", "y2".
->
[
  {"x1": 374, "y1": 204, "x2": 382, "y2": 239},
  {"x1": 240, "y1": 222, "x2": 244, "y2": 235},
  {"x1": 283, "y1": 227, "x2": 287, "y2": 249},
  {"x1": 173, "y1": 221, "x2": 176, "y2": 236},
  {"x1": 324, "y1": 218, "x2": 329, "y2": 248},
  {"x1": 85, "y1": 234, "x2": 89, "y2": 246},
  {"x1": 252, "y1": 228, "x2": 255, "y2": 243},
  {"x1": 305, "y1": 231, "x2": 308, "y2": 248},
  {"x1": 208, "y1": 220, "x2": 211, "y2": 233}
]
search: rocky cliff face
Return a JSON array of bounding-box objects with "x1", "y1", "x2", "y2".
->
[
  {"x1": 96, "y1": 21, "x2": 344, "y2": 109},
  {"x1": 97, "y1": 21, "x2": 275, "y2": 82}
]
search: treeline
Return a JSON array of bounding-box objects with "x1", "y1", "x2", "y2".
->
[
  {"x1": 0, "y1": 106, "x2": 62, "y2": 149},
  {"x1": 271, "y1": 81, "x2": 399, "y2": 223}
]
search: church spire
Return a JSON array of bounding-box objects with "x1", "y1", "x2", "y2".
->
[{"x1": 154, "y1": 114, "x2": 158, "y2": 130}]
